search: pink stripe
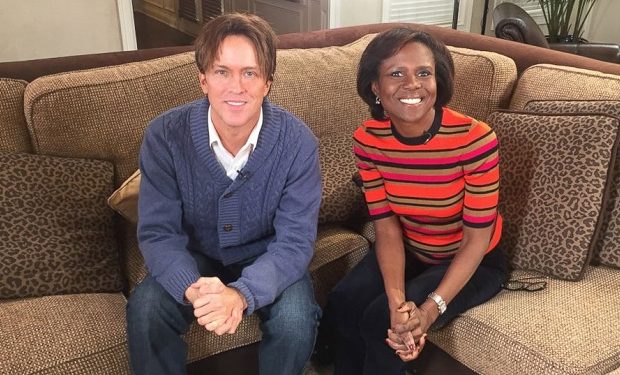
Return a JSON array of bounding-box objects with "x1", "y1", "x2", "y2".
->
[
  {"x1": 382, "y1": 171, "x2": 463, "y2": 183},
  {"x1": 465, "y1": 156, "x2": 498, "y2": 174},
  {"x1": 463, "y1": 212, "x2": 496, "y2": 224},
  {"x1": 356, "y1": 162, "x2": 372, "y2": 170},
  {"x1": 354, "y1": 138, "x2": 498, "y2": 167},
  {"x1": 403, "y1": 224, "x2": 459, "y2": 236},
  {"x1": 369, "y1": 206, "x2": 391, "y2": 216},
  {"x1": 362, "y1": 152, "x2": 460, "y2": 166},
  {"x1": 353, "y1": 146, "x2": 371, "y2": 159}
]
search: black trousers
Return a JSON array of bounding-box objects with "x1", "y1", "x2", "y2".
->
[{"x1": 321, "y1": 246, "x2": 508, "y2": 375}]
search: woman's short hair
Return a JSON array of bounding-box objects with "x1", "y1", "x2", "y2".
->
[
  {"x1": 357, "y1": 28, "x2": 455, "y2": 121},
  {"x1": 194, "y1": 13, "x2": 277, "y2": 82}
]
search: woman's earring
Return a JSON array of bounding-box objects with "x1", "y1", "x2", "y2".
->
[{"x1": 375, "y1": 96, "x2": 381, "y2": 105}]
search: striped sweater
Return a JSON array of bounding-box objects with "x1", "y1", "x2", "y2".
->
[{"x1": 353, "y1": 107, "x2": 502, "y2": 264}]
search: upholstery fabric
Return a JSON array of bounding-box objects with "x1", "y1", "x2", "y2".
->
[
  {"x1": 23, "y1": 52, "x2": 202, "y2": 187},
  {"x1": 318, "y1": 134, "x2": 364, "y2": 224},
  {"x1": 310, "y1": 226, "x2": 369, "y2": 307},
  {"x1": 523, "y1": 100, "x2": 620, "y2": 269},
  {"x1": 0, "y1": 293, "x2": 130, "y2": 375},
  {"x1": 489, "y1": 111, "x2": 619, "y2": 280},
  {"x1": 448, "y1": 46, "x2": 517, "y2": 122},
  {"x1": 107, "y1": 169, "x2": 140, "y2": 224},
  {"x1": 270, "y1": 34, "x2": 517, "y2": 139},
  {"x1": 22, "y1": 52, "x2": 204, "y2": 306},
  {"x1": 0, "y1": 78, "x2": 31, "y2": 153},
  {"x1": 183, "y1": 226, "x2": 369, "y2": 363},
  {"x1": 0, "y1": 154, "x2": 122, "y2": 298},
  {"x1": 510, "y1": 64, "x2": 620, "y2": 111},
  {"x1": 429, "y1": 267, "x2": 620, "y2": 375},
  {"x1": 269, "y1": 34, "x2": 373, "y2": 139}
]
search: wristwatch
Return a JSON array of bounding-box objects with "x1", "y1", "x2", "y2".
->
[{"x1": 427, "y1": 292, "x2": 447, "y2": 315}]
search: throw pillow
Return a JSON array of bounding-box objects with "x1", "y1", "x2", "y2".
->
[
  {"x1": 108, "y1": 168, "x2": 141, "y2": 224},
  {"x1": 489, "y1": 111, "x2": 620, "y2": 280},
  {"x1": 0, "y1": 153, "x2": 122, "y2": 298},
  {"x1": 318, "y1": 134, "x2": 365, "y2": 224},
  {"x1": 523, "y1": 100, "x2": 620, "y2": 269}
]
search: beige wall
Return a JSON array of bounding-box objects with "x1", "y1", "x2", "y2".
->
[
  {"x1": 0, "y1": 0, "x2": 129, "y2": 63},
  {"x1": 336, "y1": 0, "x2": 382, "y2": 27},
  {"x1": 586, "y1": 0, "x2": 620, "y2": 43},
  {"x1": 333, "y1": 0, "x2": 619, "y2": 44}
]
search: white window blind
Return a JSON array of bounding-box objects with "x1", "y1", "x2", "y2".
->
[{"x1": 382, "y1": 0, "x2": 472, "y2": 30}]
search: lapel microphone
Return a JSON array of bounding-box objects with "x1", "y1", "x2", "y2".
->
[{"x1": 237, "y1": 170, "x2": 250, "y2": 180}]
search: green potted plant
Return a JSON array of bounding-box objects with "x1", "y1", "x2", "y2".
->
[{"x1": 530, "y1": 0, "x2": 599, "y2": 43}]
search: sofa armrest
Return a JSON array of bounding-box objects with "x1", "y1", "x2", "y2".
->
[{"x1": 550, "y1": 42, "x2": 620, "y2": 64}]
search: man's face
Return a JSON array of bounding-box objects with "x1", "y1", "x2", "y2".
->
[{"x1": 199, "y1": 35, "x2": 271, "y2": 132}]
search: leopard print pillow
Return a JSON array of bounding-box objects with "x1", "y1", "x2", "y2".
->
[
  {"x1": 318, "y1": 134, "x2": 365, "y2": 224},
  {"x1": 524, "y1": 100, "x2": 620, "y2": 269},
  {"x1": 490, "y1": 111, "x2": 620, "y2": 280},
  {"x1": 0, "y1": 153, "x2": 122, "y2": 298}
]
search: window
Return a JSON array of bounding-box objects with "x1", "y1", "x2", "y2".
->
[{"x1": 382, "y1": 0, "x2": 474, "y2": 31}]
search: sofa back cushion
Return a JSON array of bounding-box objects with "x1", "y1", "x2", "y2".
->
[
  {"x1": 0, "y1": 78, "x2": 32, "y2": 153},
  {"x1": 510, "y1": 64, "x2": 620, "y2": 111},
  {"x1": 0, "y1": 153, "x2": 122, "y2": 298},
  {"x1": 23, "y1": 52, "x2": 202, "y2": 187},
  {"x1": 490, "y1": 111, "x2": 619, "y2": 280},
  {"x1": 523, "y1": 100, "x2": 620, "y2": 269},
  {"x1": 270, "y1": 34, "x2": 517, "y2": 138},
  {"x1": 449, "y1": 46, "x2": 517, "y2": 121}
]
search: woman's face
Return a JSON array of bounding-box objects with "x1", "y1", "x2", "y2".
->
[{"x1": 372, "y1": 42, "x2": 437, "y2": 134}]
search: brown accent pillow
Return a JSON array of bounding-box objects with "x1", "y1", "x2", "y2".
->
[
  {"x1": 523, "y1": 100, "x2": 620, "y2": 269},
  {"x1": 318, "y1": 134, "x2": 365, "y2": 224},
  {"x1": 490, "y1": 111, "x2": 620, "y2": 280},
  {"x1": 107, "y1": 168, "x2": 140, "y2": 224},
  {"x1": 0, "y1": 153, "x2": 122, "y2": 298}
]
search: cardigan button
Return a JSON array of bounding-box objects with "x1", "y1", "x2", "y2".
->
[
  {"x1": 223, "y1": 224, "x2": 233, "y2": 232},
  {"x1": 223, "y1": 192, "x2": 232, "y2": 198}
]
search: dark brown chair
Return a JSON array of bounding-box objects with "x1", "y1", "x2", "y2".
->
[{"x1": 493, "y1": 2, "x2": 620, "y2": 64}]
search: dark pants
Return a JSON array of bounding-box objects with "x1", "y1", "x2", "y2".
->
[
  {"x1": 322, "y1": 246, "x2": 508, "y2": 375},
  {"x1": 126, "y1": 252, "x2": 321, "y2": 375}
]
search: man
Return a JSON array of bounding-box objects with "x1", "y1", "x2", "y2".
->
[{"x1": 126, "y1": 13, "x2": 322, "y2": 375}]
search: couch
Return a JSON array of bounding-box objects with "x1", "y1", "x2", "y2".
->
[{"x1": 1, "y1": 22, "x2": 620, "y2": 375}]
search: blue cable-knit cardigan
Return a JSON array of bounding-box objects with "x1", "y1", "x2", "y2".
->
[{"x1": 137, "y1": 97, "x2": 321, "y2": 314}]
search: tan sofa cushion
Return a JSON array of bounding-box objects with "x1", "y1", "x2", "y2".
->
[
  {"x1": 510, "y1": 64, "x2": 620, "y2": 111},
  {"x1": 429, "y1": 267, "x2": 620, "y2": 375},
  {"x1": 0, "y1": 154, "x2": 122, "y2": 298},
  {"x1": 0, "y1": 78, "x2": 31, "y2": 153},
  {"x1": 0, "y1": 293, "x2": 130, "y2": 375},
  {"x1": 523, "y1": 100, "x2": 620, "y2": 270},
  {"x1": 23, "y1": 52, "x2": 202, "y2": 187},
  {"x1": 449, "y1": 46, "x2": 517, "y2": 122},
  {"x1": 490, "y1": 111, "x2": 619, "y2": 280},
  {"x1": 269, "y1": 33, "x2": 374, "y2": 139},
  {"x1": 270, "y1": 34, "x2": 517, "y2": 139}
]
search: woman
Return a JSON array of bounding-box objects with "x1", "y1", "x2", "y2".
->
[{"x1": 323, "y1": 28, "x2": 509, "y2": 374}]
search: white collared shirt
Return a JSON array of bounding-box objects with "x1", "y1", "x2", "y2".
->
[{"x1": 208, "y1": 106, "x2": 263, "y2": 180}]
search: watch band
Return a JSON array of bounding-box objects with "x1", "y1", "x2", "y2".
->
[{"x1": 427, "y1": 292, "x2": 447, "y2": 315}]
